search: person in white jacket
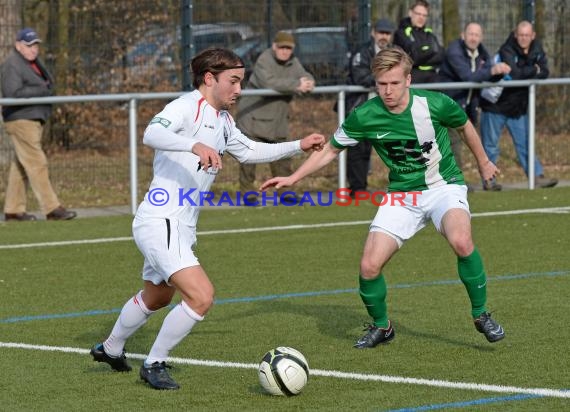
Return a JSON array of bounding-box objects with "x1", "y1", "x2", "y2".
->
[{"x1": 90, "y1": 47, "x2": 325, "y2": 390}]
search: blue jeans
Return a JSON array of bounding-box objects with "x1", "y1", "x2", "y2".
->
[{"x1": 480, "y1": 111, "x2": 543, "y2": 177}]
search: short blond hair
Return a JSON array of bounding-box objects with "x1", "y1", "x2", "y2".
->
[{"x1": 371, "y1": 47, "x2": 413, "y2": 77}]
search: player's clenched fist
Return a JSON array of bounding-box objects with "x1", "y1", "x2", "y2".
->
[
  {"x1": 299, "y1": 133, "x2": 325, "y2": 152},
  {"x1": 192, "y1": 142, "x2": 222, "y2": 170}
]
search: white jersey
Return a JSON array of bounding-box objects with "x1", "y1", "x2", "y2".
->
[{"x1": 136, "y1": 90, "x2": 302, "y2": 226}]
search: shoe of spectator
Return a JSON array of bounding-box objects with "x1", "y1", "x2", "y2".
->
[
  {"x1": 536, "y1": 175, "x2": 558, "y2": 188},
  {"x1": 280, "y1": 193, "x2": 301, "y2": 204},
  {"x1": 349, "y1": 188, "x2": 368, "y2": 199},
  {"x1": 4, "y1": 213, "x2": 37, "y2": 221},
  {"x1": 482, "y1": 180, "x2": 502, "y2": 191},
  {"x1": 46, "y1": 206, "x2": 77, "y2": 220},
  {"x1": 243, "y1": 193, "x2": 259, "y2": 207}
]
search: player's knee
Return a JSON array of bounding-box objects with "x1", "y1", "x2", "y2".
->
[
  {"x1": 360, "y1": 258, "x2": 383, "y2": 279},
  {"x1": 191, "y1": 286, "x2": 215, "y2": 315},
  {"x1": 450, "y1": 235, "x2": 474, "y2": 257},
  {"x1": 145, "y1": 296, "x2": 173, "y2": 311}
]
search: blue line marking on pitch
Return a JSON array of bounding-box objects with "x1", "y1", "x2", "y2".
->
[
  {"x1": 0, "y1": 309, "x2": 122, "y2": 323},
  {"x1": 1, "y1": 270, "x2": 568, "y2": 324},
  {"x1": 385, "y1": 393, "x2": 542, "y2": 411}
]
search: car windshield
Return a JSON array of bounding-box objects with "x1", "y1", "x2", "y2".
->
[
  {"x1": 289, "y1": 28, "x2": 350, "y2": 85},
  {"x1": 295, "y1": 33, "x2": 346, "y2": 54},
  {"x1": 295, "y1": 32, "x2": 347, "y2": 55},
  {"x1": 126, "y1": 42, "x2": 161, "y2": 66}
]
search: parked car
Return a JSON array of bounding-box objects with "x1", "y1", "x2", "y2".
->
[
  {"x1": 105, "y1": 23, "x2": 262, "y2": 91},
  {"x1": 286, "y1": 27, "x2": 351, "y2": 86}
]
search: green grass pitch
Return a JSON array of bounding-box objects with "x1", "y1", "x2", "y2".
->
[{"x1": 1, "y1": 188, "x2": 569, "y2": 411}]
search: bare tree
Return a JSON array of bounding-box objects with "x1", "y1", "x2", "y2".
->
[
  {"x1": 442, "y1": 0, "x2": 460, "y2": 47},
  {"x1": 55, "y1": 0, "x2": 70, "y2": 95},
  {"x1": 0, "y1": 0, "x2": 22, "y2": 62}
]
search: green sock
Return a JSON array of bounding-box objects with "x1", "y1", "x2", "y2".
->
[
  {"x1": 359, "y1": 274, "x2": 389, "y2": 328},
  {"x1": 458, "y1": 247, "x2": 488, "y2": 318}
]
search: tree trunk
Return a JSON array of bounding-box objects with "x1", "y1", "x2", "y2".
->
[
  {"x1": 441, "y1": 0, "x2": 460, "y2": 47},
  {"x1": 55, "y1": 0, "x2": 70, "y2": 94},
  {"x1": 0, "y1": 0, "x2": 22, "y2": 62}
]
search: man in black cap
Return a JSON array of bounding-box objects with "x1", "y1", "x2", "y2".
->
[
  {"x1": 1, "y1": 28, "x2": 76, "y2": 221},
  {"x1": 345, "y1": 18, "x2": 395, "y2": 196}
]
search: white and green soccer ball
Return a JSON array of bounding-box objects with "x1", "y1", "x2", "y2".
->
[{"x1": 258, "y1": 346, "x2": 309, "y2": 396}]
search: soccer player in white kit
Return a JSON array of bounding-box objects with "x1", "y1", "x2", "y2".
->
[{"x1": 90, "y1": 48, "x2": 325, "y2": 390}]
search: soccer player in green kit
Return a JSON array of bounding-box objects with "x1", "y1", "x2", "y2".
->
[{"x1": 261, "y1": 47, "x2": 505, "y2": 348}]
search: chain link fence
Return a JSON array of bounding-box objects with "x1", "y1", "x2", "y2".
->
[{"x1": 0, "y1": 0, "x2": 568, "y2": 210}]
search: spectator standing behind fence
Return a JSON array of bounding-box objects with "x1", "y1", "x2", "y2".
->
[
  {"x1": 393, "y1": 0, "x2": 444, "y2": 84},
  {"x1": 236, "y1": 31, "x2": 315, "y2": 204},
  {"x1": 1, "y1": 28, "x2": 76, "y2": 221},
  {"x1": 480, "y1": 21, "x2": 557, "y2": 189},
  {"x1": 345, "y1": 18, "x2": 395, "y2": 195},
  {"x1": 439, "y1": 22, "x2": 511, "y2": 189}
]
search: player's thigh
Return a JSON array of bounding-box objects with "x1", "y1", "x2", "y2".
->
[
  {"x1": 440, "y1": 208, "x2": 474, "y2": 256},
  {"x1": 428, "y1": 185, "x2": 471, "y2": 233},
  {"x1": 369, "y1": 196, "x2": 427, "y2": 246},
  {"x1": 133, "y1": 217, "x2": 199, "y2": 285}
]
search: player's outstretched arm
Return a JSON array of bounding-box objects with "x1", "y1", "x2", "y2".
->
[
  {"x1": 455, "y1": 120, "x2": 500, "y2": 183},
  {"x1": 260, "y1": 141, "x2": 341, "y2": 190}
]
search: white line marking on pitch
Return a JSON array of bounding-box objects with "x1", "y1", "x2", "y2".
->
[
  {"x1": 1, "y1": 342, "x2": 569, "y2": 399},
  {"x1": 1, "y1": 206, "x2": 569, "y2": 250}
]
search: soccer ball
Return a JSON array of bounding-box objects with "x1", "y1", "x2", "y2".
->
[{"x1": 258, "y1": 346, "x2": 309, "y2": 396}]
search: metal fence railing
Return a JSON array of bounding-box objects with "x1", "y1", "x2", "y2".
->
[
  {"x1": 2, "y1": 1, "x2": 569, "y2": 92},
  {"x1": 1, "y1": 78, "x2": 568, "y2": 214}
]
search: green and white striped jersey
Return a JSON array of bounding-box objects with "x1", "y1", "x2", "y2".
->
[{"x1": 332, "y1": 88, "x2": 467, "y2": 192}]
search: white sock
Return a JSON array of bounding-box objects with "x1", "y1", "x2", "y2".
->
[
  {"x1": 103, "y1": 290, "x2": 154, "y2": 357},
  {"x1": 145, "y1": 301, "x2": 204, "y2": 365}
]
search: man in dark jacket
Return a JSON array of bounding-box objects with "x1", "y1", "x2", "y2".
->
[
  {"x1": 480, "y1": 21, "x2": 557, "y2": 189},
  {"x1": 236, "y1": 31, "x2": 314, "y2": 203},
  {"x1": 1, "y1": 28, "x2": 76, "y2": 221},
  {"x1": 439, "y1": 22, "x2": 511, "y2": 185},
  {"x1": 345, "y1": 18, "x2": 395, "y2": 195},
  {"x1": 440, "y1": 23, "x2": 511, "y2": 124},
  {"x1": 393, "y1": 0, "x2": 444, "y2": 84}
]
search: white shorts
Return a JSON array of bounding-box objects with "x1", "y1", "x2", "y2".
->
[
  {"x1": 370, "y1": 184, "x2": 470, "y2": 247},
  {"x1": 132, "y1": 216, "x2": 199, "y2": 285}
]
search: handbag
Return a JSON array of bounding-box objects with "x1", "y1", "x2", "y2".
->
[
  {"x1": 481, "y1": 53, "x2": 510, "y2": 104},
  {"x1": 481, "y1": 85, "x2": 504, "y2": 103}
]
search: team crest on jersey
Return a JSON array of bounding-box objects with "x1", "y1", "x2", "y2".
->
[{"x1": 149, "y1": 117, "x2": 172, "y2": 128}]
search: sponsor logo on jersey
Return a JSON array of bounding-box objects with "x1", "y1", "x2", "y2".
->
[{"x1": 150, "y1": 117, "x2": 172, "y2": 128}]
